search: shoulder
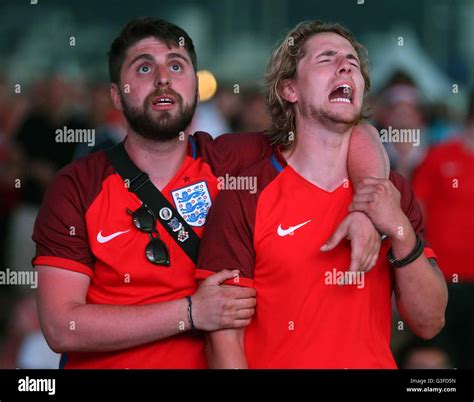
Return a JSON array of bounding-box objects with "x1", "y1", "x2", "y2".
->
[
  {"x1": 190, "y1": 131, "x2": 214, "y2": 151},
  {"x1": 56, "y1": 150, "x2": 113, "y2": 185},
  {"x1": 212, "y1": 131, "x2": 270, "y2": 147},
  {"x1": 198, "y1": 131, "x2": 272, "y2": 177},
  {"x1": 61, "y1": 149, "x2": 113, "y2": 175},
  {"x1": 192, "y1": 130, "x2": 270, "y2": 152},
  {"x1": 207, "y1": 131, "x2": 271, "y2": 156},
  {"x1": 231, "y1": 150, "x2": 281, "y2": 191},
  {"x1": 44, "y1": 150, "x2": 115, "y2": 211}
]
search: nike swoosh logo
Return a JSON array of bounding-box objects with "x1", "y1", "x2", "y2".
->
[
  {"x1": 97, "y1": 229, "x2": 131, "y2": 244},
  {"x1": 277, "y1": 220, "x2": 311, "y2": 237}
]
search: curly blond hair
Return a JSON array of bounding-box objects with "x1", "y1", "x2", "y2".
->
[{"x1": 265, "y1": 21, "x2": 371, "y2": 149}]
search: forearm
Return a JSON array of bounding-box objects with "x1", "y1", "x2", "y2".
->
[
  {"x1": 392, "y1": 223, "x2": 448, "y2": 339},
  {"x1": 42, "y1": 298, "x2": 191, "y2": 353},
  {"x1": 348, "y1": 123, "x2": 390, "y2": 188},
  {"x1": 206, "y1": 329, "x2": 247, "y2": 369}
]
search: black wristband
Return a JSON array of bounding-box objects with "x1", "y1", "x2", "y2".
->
[
  {"x1": 387, "y1": 233, "x2": 424, "y2": 268},
  {"x1": 186, "y1": 296, "x2": 198, "y2": 334}
]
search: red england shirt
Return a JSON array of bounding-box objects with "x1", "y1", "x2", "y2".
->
[
  {"x1": 32, "y1": 132, "x2": 271, "y2": 368},
  {"x1": 197, "y1": 149, "x2": 436, "y2": 368}
]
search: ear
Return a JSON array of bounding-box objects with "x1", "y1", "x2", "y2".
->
[
  {"x1": 110, "y1": 83, "x2": 123, "y2": 111},
  {"x1": 279, "y1": 79, "x2": 297, "y2": 103}
]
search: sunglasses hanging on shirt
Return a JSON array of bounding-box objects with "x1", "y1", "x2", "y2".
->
[
  {"x1": 126, "y1": 206, "x2": 170, "y2": 266},
  {"x1": 107, "y1": 141, "x2": 201, "y2": 266}
]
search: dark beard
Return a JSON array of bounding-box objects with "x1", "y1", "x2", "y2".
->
[{"x1": 120, "y1": 89, "x2": 197, "y2": 142}]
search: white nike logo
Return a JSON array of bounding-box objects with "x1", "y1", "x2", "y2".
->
[
  {"x1": 277, "y1": 220, "x2": 311, "y2": 237},
  {"x1": 97, "y1": 229, "x2": 131, "y2": 244}
]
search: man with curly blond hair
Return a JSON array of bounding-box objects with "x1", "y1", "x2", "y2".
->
[{"x1": 198, "y1": 21, "x2": 447, "y2": 368}]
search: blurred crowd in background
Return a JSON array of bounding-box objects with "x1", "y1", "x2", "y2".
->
[{"x1": 0, "y1": 0, "x2": 473, "y2": 369}]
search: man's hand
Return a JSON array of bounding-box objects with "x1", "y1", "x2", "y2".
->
[
  {"x1": 348, "y1": 177, "x2": 408, "y2": 239},
  {"x1": 192, "y1": 270, "x2": 256, "y2": 331},
  {"x1": 321, "y1": 211, "x2": 381, "y2": 272}
]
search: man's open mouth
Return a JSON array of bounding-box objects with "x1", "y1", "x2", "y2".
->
[
  {"x1": 152, "y1": 96, "x2": 176, "y2": 106},
  {"x1": 329, "y1": 83, "x2": 353, "y2": 104}
]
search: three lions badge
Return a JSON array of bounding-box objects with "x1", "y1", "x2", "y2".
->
[{"x1": 171, "y1": 181, "x2": 212, "y2": 227}]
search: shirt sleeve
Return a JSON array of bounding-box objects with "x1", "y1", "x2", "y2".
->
[
  {"x1": 32, "y1": 167, "x2": 95, "y2": 278},
  {"x1": 390, "y1": 170, "x2": 436, "y2": 260},
  {"x1": 202, "y1": 132, "x2": 272, "y2": 177},
  {"x1": 196, "y1": 188, "x2": 257, "y2": 288}
]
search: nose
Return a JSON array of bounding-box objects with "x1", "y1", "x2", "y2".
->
[
  {"x1": 154, "y1": 65, "x2": 170, "y2": 87},
  {"x1": 336, "y1": 56, "x2": 352, "y2": 76}
]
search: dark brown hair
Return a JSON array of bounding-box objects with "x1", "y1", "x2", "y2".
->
[{"x1": 108, "y1": 17, "x2": 197, "y2": 85}]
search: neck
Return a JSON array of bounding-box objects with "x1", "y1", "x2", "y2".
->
[
  {"x1": 124, "y1": 131, "x2": 188, "y2": 190},
  {"x1": 283, "y1": 118, "x2": 352, "y2": 192}
]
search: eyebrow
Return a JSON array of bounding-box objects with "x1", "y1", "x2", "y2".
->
[
  {"x1": 128, "y1": 53, "x2": 155, "y2": 68},
  {"x1": 316, "y1": 50, "x2": 360, "y2": 64},
  {"x1": 167, "y1": 52, "x2": 190, "y2": 65},
  {"x1": 128, "y1": 52, "x2": 190, "y2": 68}
]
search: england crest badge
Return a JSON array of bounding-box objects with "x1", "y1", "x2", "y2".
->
[{"x1": 171, "y1": 181, "x2": 212, "y2": 227}]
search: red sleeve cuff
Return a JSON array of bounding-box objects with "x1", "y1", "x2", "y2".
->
[
  {"x1": 424, "y1": 247, "x2": 436, "y2": 260},
  {"x1": 195, "y1": 268, "x2": 254, "y2": 288},
  {"x1": 33, "y1": 256, "x2": 94, "y2": 278}
]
